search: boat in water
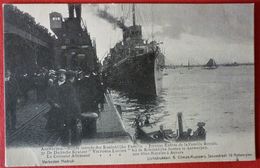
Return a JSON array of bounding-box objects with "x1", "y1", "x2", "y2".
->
[
  {"x1": 135, "y1": 112, "x2": 206, "y2": 143},
  {"x1": 102, "y1": 4, "x2": 165, "y2": 96},
  {"x1": 204, "y1": 58, "x2": 218, "y2": 69}
]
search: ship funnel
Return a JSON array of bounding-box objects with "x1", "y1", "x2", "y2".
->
[
  {"x1": 132, "y1": 4, "x2": 136, "y2": 26},
  {"x1": 68, "y1": 4, "x2": 81, "y2": 20}
]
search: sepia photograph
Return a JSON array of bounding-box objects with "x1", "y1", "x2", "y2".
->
[{"x1": 3, "y1": 3, "x2": 254, "y2": 166}]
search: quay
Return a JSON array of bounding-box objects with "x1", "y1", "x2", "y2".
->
[
  {"x1": 81, "y1": 93, "x2": 132, "y2": 144},
  {"x1": 7, "y1": 91, "x2": 131, "y2": 147}
]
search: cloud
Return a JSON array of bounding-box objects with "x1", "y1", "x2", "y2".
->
[{"x1": 136, "y1": 4, "x2": 254, "y2": 43}]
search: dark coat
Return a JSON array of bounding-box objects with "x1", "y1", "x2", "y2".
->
[
  {"x1": 76, "y1": 76, "x2": 94, "y2": 112},
  {"x1": 58, "y1": 81, "x2": 81, "y2": 122},
  {"x1": 46, "y1": 83, "x2": 60, "y2": 107},
  {"x1": 45, "y1": 83, "x2": 62, "y2": 130}
]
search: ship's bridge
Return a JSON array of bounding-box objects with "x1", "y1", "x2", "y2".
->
[
  {"x1": 123, "y1": 25, "x2": 142, "y2": 42},
  {"x1": 134, "y1": 45, "x2": 148, "y2": 55}
]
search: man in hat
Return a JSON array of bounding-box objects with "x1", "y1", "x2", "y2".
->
[
  {"x1": 194, "y1": 122, "x2": 206, "y2": 140},
  {"x1": 60, "y1": 70, "x2": 81, "y2": 145},
  {"x1": 57, "y1": 69, "x2": 66, "y2": 86},
  {"x1": 157, "y1": 124, "x2": 166, "y2": 140},
  {"x1": 45, "y1": 69, "x2": 66, "y2": 131}
]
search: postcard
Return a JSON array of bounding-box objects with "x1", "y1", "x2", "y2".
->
[{"x1": 3, "y1": 3, "x2": 255, "y2": 166}]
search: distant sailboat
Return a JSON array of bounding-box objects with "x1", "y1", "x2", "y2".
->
[{"x1": 204, "y1": 58, "x2": 217, "y2": 69}]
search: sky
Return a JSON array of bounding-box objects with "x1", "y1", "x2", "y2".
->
[{"x1": 14, "y1": 4, "x2": 254, "y2": 65}]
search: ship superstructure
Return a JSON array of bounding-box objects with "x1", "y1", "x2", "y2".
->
[
  {"x1": 102, "y1": 5, "x2": 165, "y2": 96},
  {"x1": 50, "y1": 5, "x2": 98, "y2": 73}
]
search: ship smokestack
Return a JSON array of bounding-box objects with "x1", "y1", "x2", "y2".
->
[
  {"x1": 132, "y1": 4, "x2": 136, "y2": 26},
  {"x1": 68, "y1": 4, "x2": 81, "y2": 20}
]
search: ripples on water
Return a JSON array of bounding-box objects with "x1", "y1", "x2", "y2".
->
[
  {"x1": 110, "y1": 90, "x2": 169, "y2": 136},
  {"x1": 110, "y1": 66, "x2": 254, "y2": 138}
]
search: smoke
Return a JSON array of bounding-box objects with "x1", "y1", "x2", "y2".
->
[{"x1": 95, "y1": 7, "x2": 126, "y2": 30}]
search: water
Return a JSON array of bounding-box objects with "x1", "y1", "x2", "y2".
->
[{"x1": 110, "y1": 66, "x2": 254, "y2": 139}]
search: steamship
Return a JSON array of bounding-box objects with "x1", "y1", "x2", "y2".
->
[{"x1": 102, "y1": 5, "x2": 165, "y2": 96}]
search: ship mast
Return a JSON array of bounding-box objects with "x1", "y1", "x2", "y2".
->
[
  {"x1": 132, "y1": 4, "x2": 136, "y2": 26},
  {"x1": 152, "y1": 5, "x2": 154, "y2": 41}
]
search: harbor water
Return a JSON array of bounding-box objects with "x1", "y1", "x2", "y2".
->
[{"x1": 110, "y1": 65, "x2": 254, "y2": 141}]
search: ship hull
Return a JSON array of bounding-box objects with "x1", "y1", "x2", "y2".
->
[{"x1": 105, "y1": 51, "x2": 164, "y2": 96}]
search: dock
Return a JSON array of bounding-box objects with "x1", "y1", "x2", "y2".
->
[
  {"x1": 7, "y1": 91, "x2": 132, "y2": 147},
  {"x1": 80, "y1": 92, "x2": 132, "y2": 144}
]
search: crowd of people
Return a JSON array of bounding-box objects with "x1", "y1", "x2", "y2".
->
[
  {"x1": 4, "y1": 5, "x2": 55, "y2": 43},
  {"x1": 5, "y1": 67, "x2": 106, "y2": 145}
]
